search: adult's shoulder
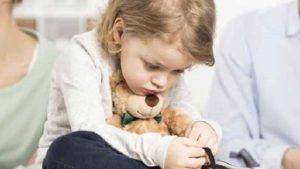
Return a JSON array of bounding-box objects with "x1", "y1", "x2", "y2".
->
[
  {"x1": 20, "y1": 28, "x2": 59, "y2": 57},
  {"x1": 20, "y1": 29, "x2": 59, "y2": 72},
  {"x1": 225, "y1": 1, "x2": 293, "y2": 37}
]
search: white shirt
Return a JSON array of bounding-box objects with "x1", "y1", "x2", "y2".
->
[
  {"x1": 204, "y1": 1, "x2": 300, "y2": 169},
  {"x1": 36, "y1": 29, "x2": 222, "y2": 168}
]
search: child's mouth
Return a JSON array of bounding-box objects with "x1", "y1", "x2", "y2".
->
[{"x1": 144, "y1": 89, "x2": 159, "y2": 95}]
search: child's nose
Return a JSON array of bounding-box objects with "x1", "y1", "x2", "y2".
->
[
  {"x1": 145, "y1": 94, "x2": 159, "y2": 107},
  {"x1": 152, "y1": 74, "x2": 168, "y2": 89}
]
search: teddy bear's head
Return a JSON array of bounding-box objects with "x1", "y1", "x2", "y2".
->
[
  {"x1": 109, "y1": 71, "x2": 192, "y2": 136},
  {"x1": 110, "y1": 71, "x2": 167, "y2": 120}
]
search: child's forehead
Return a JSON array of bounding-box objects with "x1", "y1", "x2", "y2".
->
[
  {"x1": 132, "y1": 37, "x2": 194, "y2": 64},
  {"x1": 141, "y1": 35, "x2": 193, "y2": 59},
  {"x1": 136, "y1": 35, "x2": 181, "y2": 51},
  {"x1": 137, "y1": 33, "x2": 181, "y2": 47}
]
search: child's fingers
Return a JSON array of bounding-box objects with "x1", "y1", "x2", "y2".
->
[
  {"x1": 203, "y1": 134, "x2": 217, "y2": 146},
  {"x1": 197, "y1": 130, "x2": 216, "y2": 146},
  {"x1": 188, "y1": 128, "x2": 201, "y2": 141},
  {"x1": 184, "y1": 124, "x2": 192, "y2": 137},
  {"x1": 208, "y1": 141, "x2": 219, "y2": 155},
  {"x1": 184, "y1": 157, "x2": 207, "y2": 169},
  {"x1": 188, "y1": 147, "x2": 206, "y2": 158},
  {"x1": 195, "y1": 133, "x2": 209, "y2": 147},
  {"x1": 200, "y1": 136, "x2": 218, "y2": 155},
  {"x1": 187, "y1": 122, "x2": 215, "y2": 143},
  {"x1": 181, "y1": 137, "x2": 202, "y2": 148},
  {"x1": 212, "y1": 145, "x2": 219, "y2": 155}
]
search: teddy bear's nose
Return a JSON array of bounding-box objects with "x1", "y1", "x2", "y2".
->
[{"x1": 145, "y1": 94, "x2": 159, "y2": 107}]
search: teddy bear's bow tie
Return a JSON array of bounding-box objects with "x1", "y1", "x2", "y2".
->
[{"x1": 121, "y1": 113, "x2": 162, "y2": 127}]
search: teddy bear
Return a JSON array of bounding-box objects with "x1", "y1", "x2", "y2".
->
[{"x1": 106, "y1": 70, "x2": 193, "y2": 136}]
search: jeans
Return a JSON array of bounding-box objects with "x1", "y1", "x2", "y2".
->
[{"x1": 43, "y1": 131, "x2": 161, "y2": 169}]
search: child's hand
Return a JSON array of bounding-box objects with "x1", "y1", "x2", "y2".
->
[
  {"x1": 164, "y1": 137, "x2": 207, "y2": 169},
  {"x1": 185, "y1": 121, "x2": 218, "y2": 155},
  {"x1": 282, "y1": 148, "x2": 300, "y2": 169}
]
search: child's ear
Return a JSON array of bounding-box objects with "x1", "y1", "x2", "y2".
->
[{"x1": 112, "y1": 17, "x2": 125, "y2": 43}]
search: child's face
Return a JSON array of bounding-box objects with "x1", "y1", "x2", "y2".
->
[{"x1": 120, "y1": 34, "x2": 193, "y2": 96}]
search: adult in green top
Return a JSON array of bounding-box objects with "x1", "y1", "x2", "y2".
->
[{"x1": 0, "y1": 0, "x2": 58, "y2": 168}]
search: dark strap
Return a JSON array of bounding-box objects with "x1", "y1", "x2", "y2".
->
[
  {"x1": 202, "y1": 147, "x2": 229, "y2": 169},
  {"x1": 230, "y1": 149, "x2": 260, "y2": 168},
  {"x1": 202, "y1": 148, "x2": 257, "y2": 169},
  {"x1": 202, "y1": 147, "x2": 216, "y2": 169}
]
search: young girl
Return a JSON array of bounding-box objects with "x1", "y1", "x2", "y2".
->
[{"x1": 37, "y1": 0, "x2": 221, "y2": 169}]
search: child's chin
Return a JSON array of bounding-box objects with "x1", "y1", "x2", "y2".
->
[{"x1": 132, "y1": 90, "x2": 146, "y2": 96}]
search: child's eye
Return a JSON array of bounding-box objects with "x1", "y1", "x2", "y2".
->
[
  {"x1": 146, "y1": 63, "x2": 161, "y2": 71},
  {"x1": 172, "y1": 69, "x2": 185, "y2": 74}
]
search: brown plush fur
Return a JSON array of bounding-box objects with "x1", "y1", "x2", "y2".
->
[{"x1": 106, "y1": 71, "x2": 193, "y2": 136}]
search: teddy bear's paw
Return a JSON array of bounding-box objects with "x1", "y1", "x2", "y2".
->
[{"x1": 106, "y1": 115, "x2": 122, "y2": 128}]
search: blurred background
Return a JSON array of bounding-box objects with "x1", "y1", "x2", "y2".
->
[{"x1": 13, "y1": 0, "x2": 293, "y2": 112}]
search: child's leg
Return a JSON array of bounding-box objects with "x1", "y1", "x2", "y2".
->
[{"x1": 43, "y1": 131, "x2": 160, "y2": 169}]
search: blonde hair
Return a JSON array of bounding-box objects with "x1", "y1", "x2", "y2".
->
[{"x1": 98, "y1": 0, "x2": 216, "y2": 66}]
